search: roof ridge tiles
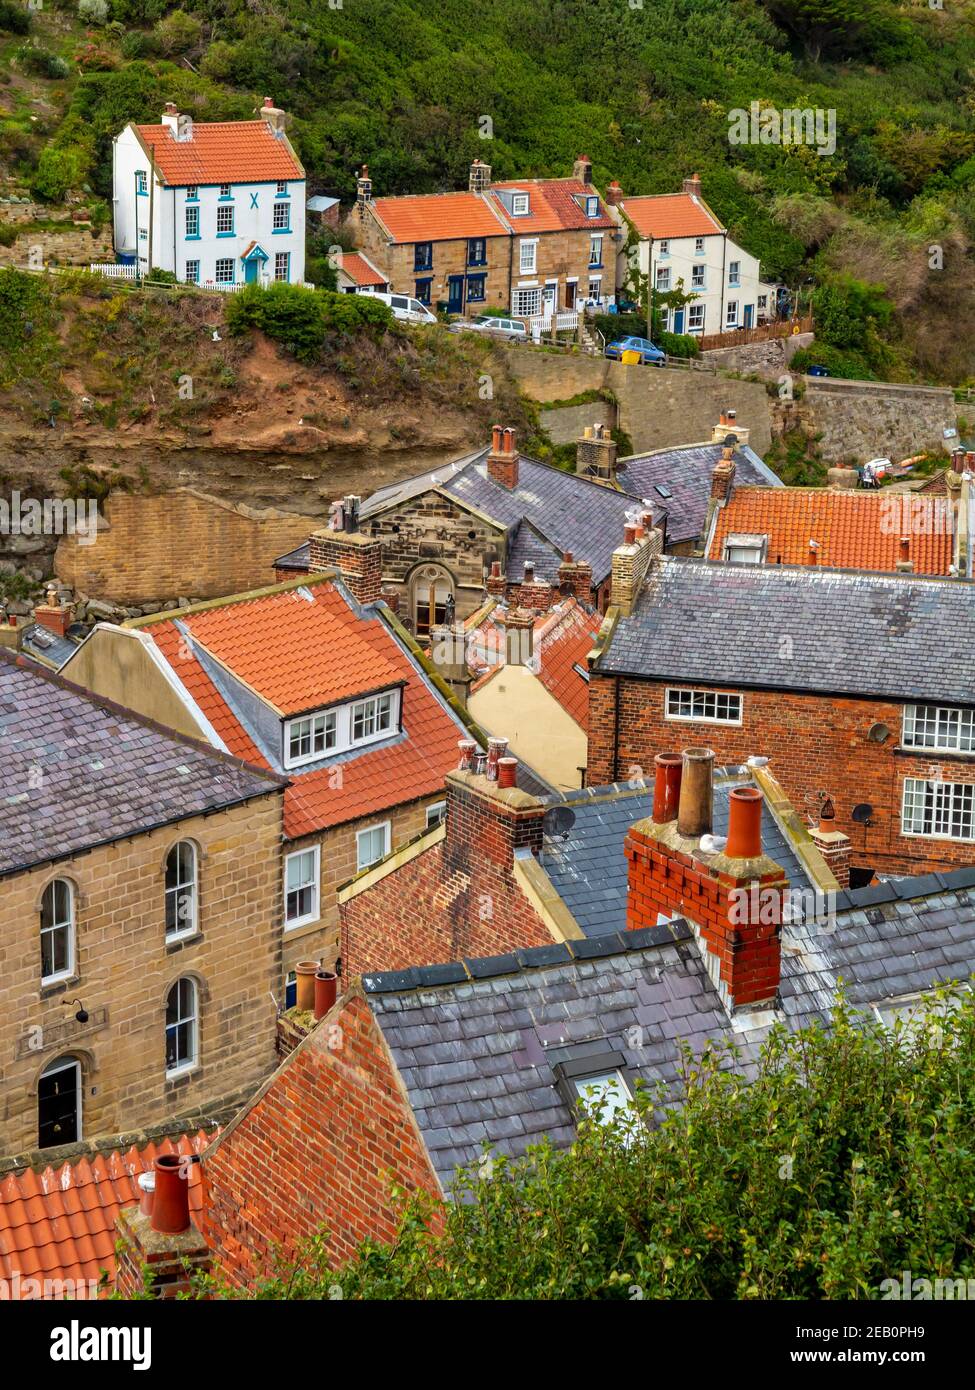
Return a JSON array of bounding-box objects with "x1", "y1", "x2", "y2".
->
[{"x1": 363, "y1": 923, "x2": 694, "y2": 997}]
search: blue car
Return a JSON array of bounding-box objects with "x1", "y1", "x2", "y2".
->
[{"x1": 604, "y1": 335, "x2": 666, "y2": 366}]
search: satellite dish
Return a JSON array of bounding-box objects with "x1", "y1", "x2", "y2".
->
[
  {"x1": 867, "y1": 722, "x2": 890, "y2": 744},
  {"x1": 851, "y1": 803, "x2": 874, "y2": 826},
  {"x1": 542, "y1": 805, "x2": 576, "y2": 841}
]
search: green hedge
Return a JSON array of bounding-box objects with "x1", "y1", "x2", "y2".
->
[{"x1": 225, "y1": 281, "x2": 392, "y2": 360}]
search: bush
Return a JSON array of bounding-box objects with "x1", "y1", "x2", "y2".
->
[
  {"x1": 0, "y1": 0, "x2": 31, "y2": 34},
  {"x1": 304, "y1": 256, "x2": 338, "y2": 291},
  {"x1": 230, "y1": 993, "x2": 975, "y2": 1300},
  {"x1": 30, "y1": 146, "x2": 84, "y2": 202},
  {"x1": 790, "y1": 344, "x2": 874, "y2": 381},
  {"x1": 154, "y1": 8, "x2": 202, "y2": 56},
  {"x1": 812, "y1": 275, "x2": 892, "y2": 350},
  {"x1": 225, "y1": 282, "x2": 393, "y2": 359},
  {"x1": 15, "y1": 44, "x2": 69, "y2": 80},
  {"x1": 658, "y1": 331, "x2": 700, "y2": 358},
  {"x1": 78, "y1": 0, "x2": 109, "y2": 23},
  {"x1": 0, "y1": 225, "x2": 18, "y2": 248}
]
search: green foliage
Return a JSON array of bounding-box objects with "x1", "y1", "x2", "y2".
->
[
  {"x1": 813, "y1": 275, "x2": 892, "y2": 351},
  {"x1": 15, "y1": 44, "x2": 70, "y2": 80},
  {"x1": 30, "y1": 146, "x2": 84, "y2": 202},
  {"x1": 0, "y1": 0, "x2": 31, "y2": 34},
  {"x1": 0, "y1": 269, "x2": 59, "y2": 388},
  {"x1": 658, "y1": 332, "x2": 700, "y2": 358},
  {"x1": 153, "y1": 8, "x2": 202, "y2": 55},
  {"x1": 223, "y1": 995, "x2": 975, "y2": 1300},
  {"x1": 762, "y1": 0, "x2": 917, "y2": 64},
  {"x1": 791, "y1": 343, "x2": 875, "y2": 382},
  {"x1": 593, "y1": 312, "x2": 650, "y2": 342},
  {"x1": 224, "y1": 282, "x2": 393, "y2": 360},
  {"x1": 78, "y1": 0, "x2": 110, "y2": 24},
  {"x1": 0, "y1": 226, "x2": 18, "y2": 249}
]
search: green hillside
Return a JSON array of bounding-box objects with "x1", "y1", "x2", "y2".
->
[{"x1": 4, "y1": 0, "x2": 975, "y2": 379}]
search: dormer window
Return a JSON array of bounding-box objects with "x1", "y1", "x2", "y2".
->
[
  {"x1": 723, "y1": 533, "x2": 768, "y2": 565},
  {"x1": 511, "y1": 193, "x2": 530, "y2": 216},
  {"x1": 352, "y1": 691, "x2": 393, "y2": 741},
  {"x1": 286, "y1": 710, "x2": 337, "y2": 767},
  {"x1": 586, "y1": 195, "x2": 599, "y2": 217},
  {"x1": 282, "y1": 688, "x2": 400, "y2": 769}
]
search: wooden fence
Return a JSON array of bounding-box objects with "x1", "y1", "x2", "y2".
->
[{"x1": 699, "y1": 315, "x2": 813, "y2": 352}]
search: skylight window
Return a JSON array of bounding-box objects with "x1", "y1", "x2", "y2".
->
[
  {"x1": 654, "y1": 483, "x2": 672, "y2": 499},
  {"x1": 552, "y1": 1046, "x2": 636, "y2": 1132}
]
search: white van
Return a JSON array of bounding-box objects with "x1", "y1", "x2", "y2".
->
[{"x1": 360, "y1": 290, "x2": 438, "y2": 324}]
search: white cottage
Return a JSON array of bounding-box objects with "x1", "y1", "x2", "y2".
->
[
  {"x1": 615, "y1": 175, "x2": 777, "y2": 337},
  {"x1": 112, "y1": 99, "x2": 306, "y2": 288}
]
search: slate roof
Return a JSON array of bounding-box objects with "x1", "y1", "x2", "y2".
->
[
  {"x1": 0, "y1": 650, "x2": 284, "y2": 878},
  {"x1": 363, "y1": 446, "x2": 650, "y2": 587},
  {"x1": 620, "y1": 192, "x2": 725, "y2": 240},
  {"x1": 0, "y1": 1131, "x2": 211, "y2": 1296},
  {"x1": 537, "y1": 768, "x2": 811, "y2": 939},
  {"x1": 134, "y1": 121, "x2": 303, "y2": 186},
  {"x1": 364, "y1": 869, "x2": 975, "y2": 1188},
  {"x1": 707, "y1": 486, "x2": 955, "y2": 575},
  {"x1": 17, "y1": 622, "x2": 82, "y2": 672},
  {"x1": 135, "y1": 579, "x2": 476, "y2": 838},
  {"x1": 618, "y1": 441, "x2": 779, "y2": 544},
  {"x1": 273, "y1": 540, "x2": 310, "y2": 572},
  {"x1": 596, "y1": 555, "x2": 975, "y2": 704}
]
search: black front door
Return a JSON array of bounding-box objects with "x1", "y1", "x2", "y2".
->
[
  {"x1": 38, "y1": 1060, "x2": 79, "y2": 1148},
  {"x1": 447, "y1": 275, "x2": 465, "y2": 314}
]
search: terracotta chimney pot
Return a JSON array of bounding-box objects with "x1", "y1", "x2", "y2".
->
[
  {"x1": 725, "y1": 786, "x2": 763, "y2": 859},
  {"x1": 652, "y1": 753, "x2": 683, "y2": 824},
  {"x1": 677, "y1": 747, "x2": 714, "y2": 838}
]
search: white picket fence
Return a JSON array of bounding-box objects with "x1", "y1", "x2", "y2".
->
[{"x1": 89, "y1": 262, "x2": 137, "y2": 280}]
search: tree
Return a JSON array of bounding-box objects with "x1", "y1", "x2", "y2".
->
[
  {"x1": 762, "y1": 0, "x2": 914, "y2": 64},
  {"x1": 210, "y1": 993, "x2": 975, "y2": 1300}
]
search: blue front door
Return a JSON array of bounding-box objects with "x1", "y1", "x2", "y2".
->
[
  {"x1": 447, "y1": 275, "x2": 464, "y2": 313},
  {"x1": 245, "y1": 258, "x2": 259, "y2": 285},
  {"x1": 673, "y1": 308, "x2": 685, "y2": 334},
  {"x1": 744, "y1": 304, "x2": 754, "y2": 328}
]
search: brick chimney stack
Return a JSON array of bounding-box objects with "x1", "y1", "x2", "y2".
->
[
  {"x1": 443, "y1": 763, "x2": 544, "y2": 878},
  {"x1": 486, "y1": 559, "x2": 507, "y2": 601},
  {"x1": 609, "y1": 513, "x2": 663, "y2": 615},
  {"x1": 499, "y1": 606, "x2": 535, "y2": 665},
  {"x1": 710, "y1": 441, "x2": 737, "y2": 503},
  {"x1": 557, "y1": 551, "x2": 593, "y2": 604},
  {"x1": 682, "y1": 172, "x2": 703, "y2": 198},
  {"x1": 486, "y1": 425, "x2": 520, "y2": 490},
  {"x1": 896, "y1": 536, "x2": 913, "y2": 572},
  {"x1": 308, "y1": 510, "x2": 384, "y2": 606},
  {"x1": 808, "y1": 796, "x2": 851, "y2": 890},
  {"x1": 576, "y1": 422, "x2": 618, "y2": 484},
  {"x1": 603, "y1": 179, "x2": 624, "y2": 207},
  {"x1": 356, "y1": 164, "x2": 372, "y2": 211},
  {"x1": 625, "y1": 751, "x2": 788, "y2": 1011},
  {"x1": 711, "y1": 409, "x2": 749, "y2": 447},
  {"x1": 33, "y1": 585, "x2": 72, "y2": 639}
]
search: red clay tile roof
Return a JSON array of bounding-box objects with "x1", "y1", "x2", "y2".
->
[
  {"x1": 620, "y1": 193, "x2": 724, "y2": 239},
  {"x1": 141, "y1": 581, "x2": 470, "y2": 836},
  {"x1": 340, "y1": 251, "x2": 386, "y2": 287},
  {"x1": 0, "y1": 1132, "x2": 211, "y2": 1297},
  {"x1": 134, "y1": 121, "x2": 303, "y2": 186},
  {"x1": 370, "y1": 192, "x2": 508, "y2": 244},
  {"x1": 490, "y1": 179, "x2": 615, "y2": 233},
  {"x1": 707, "y1": 486, "x2": 955, "y2": 575},
  {"x1": 467, "y1": 599, "x2": 598, "y2": 731}
]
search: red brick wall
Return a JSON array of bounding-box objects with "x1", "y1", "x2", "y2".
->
[
  {"x1": 199, "y1": 994, "x2": 441, "y2": 1286},
  {"x1": 588, "y1": 675, "x2": 975, "y2": 876}
]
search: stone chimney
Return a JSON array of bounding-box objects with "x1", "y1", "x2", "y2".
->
[
  {"x1": 469, "y1": 158, "x2": 492, "y2": 194},
  {"x1": 161, "y1": 102, "x2": 179, "y2": 136},
  {"x1": 603, "y1": 179, "x2": 624, "y2": 207},
  {"x1": 258, "y1": 96, "x2": 288, "y2": 136},
  {"x1": 609, "y1": 513, "x2": 663, "y2": 616},
  {"x1": 625, "y1": 751, "x2": 787, "y2": 1011},
  {"x1": 486, "y1": 425, "x2": 520, "y2": 490},
  {"x1": 356, "y1": 163, "x2": 372, "y2": 211},
  {"x1": 557, "y1": 551, "x2": 593, "y2": 604},
  {"x1": 308, "y1": 512, "x2": 383, "y2": 606},
  {"x1": 498, "y1": 606, "x2": 535, "y2": 665},
  {"x1": 573, "y1": 154, "x2": 593, "y2": 186},
  {"x1": 576, "y1": 423, "x2": 618, "y2": 484},
  {"x1": 682, "y1": 173, "x2": 703, "y2": 198},
  {"x1": 711, "y1": 409, "x2": 749, "y2": 447},
  {"x1": 710, "y1": 442, "x2": 737, "y2": 503}
]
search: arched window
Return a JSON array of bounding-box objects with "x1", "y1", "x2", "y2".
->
[
  {"x1": 165, "y1": 978, "x2": 198, "y2": 1076},
  {"x1": 38, "y1": 1055, "x2": 81, "y2": 1148},
  {"x1": 165, "y1": 842, "x2": 198, "y2": 939},
  {"x1": 412, "y1": 565, "x2": 454, "y2": 638},
  {"x1": 40, "y1": 879, "x2": 74, "y2": 985}
]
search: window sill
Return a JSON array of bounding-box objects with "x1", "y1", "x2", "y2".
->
[
  {"x1": 40, "y1": 973, "x2": 79, "y2": 1000},
  {"x1": 216, "y1": 232, "x2": 235, "y2": 239},
  {"x1": 165, "y1": 1062, "x2": 200, "y2": 1086},
  {"x1": 283, "y1": 915, "x2": 327, "y2": 941},
  {"x1": 272, "y1": 228, "x2": 292, "y2": 235},
  {"x1": 166, "y1": 930, "x2": 202, "y2": 953},
  {"x1": 895, "y1": 745, "x2": 975, "y2": 761},
  {"x1": 184, "y1": 235, "x2": 201, "y2": 241}
]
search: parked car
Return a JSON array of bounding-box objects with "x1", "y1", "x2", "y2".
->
[
  {"x1": 806, "y1": 363, "x2": 831, "y2": 377},
  {"x1": 361, "y1": 291, "x2": 438, "y2": 324},
  {"x1": 448, "y1": 314, "x2": 528, "y2": 341},
  {"x1": 604, "y1": 336, "x2": 666, "y2": 366}
]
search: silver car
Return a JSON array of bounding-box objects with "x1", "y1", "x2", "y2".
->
[{"x1": 449, "y1": 314, "x2": 528, "y2": 341}]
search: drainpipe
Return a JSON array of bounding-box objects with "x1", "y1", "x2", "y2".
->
[
  {"x1": 147, "y1": 143, "x2": 155, "y2": 281},
  {"x1": 719, "y1": 229, "x2": 727, "y2": 333}
]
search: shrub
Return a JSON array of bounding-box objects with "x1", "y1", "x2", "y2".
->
[
  {"x1": 658, "y1": 331, "x2": 700, "y2": 358},
  {"x1": 0, "y1": 0, "x2": 31, "y2": 34},
  {"x1": 154, "y1": 8, "x2": 202, "y2": 56},
  {"x1": 790, "y1": 344, "x2": 874, "y2": 381},
  {"x1": 304, "y1": 256, "x2": 338, "y2": 291},
  {"x1": 225, "y1": 282, "x2": 393, "y2": 360},
  {"x1": 30, "y1": 146, "x2": 84, "y2": 202},
  {"x1": 0, "y1": 225, "x2": 18, "y2": 248},
  {"x1": 78, "y1": 0, "x2": 109, "y2": 23},
  {"x1": 16, "y1": 44, "x2": 70, "y2": 79}
]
